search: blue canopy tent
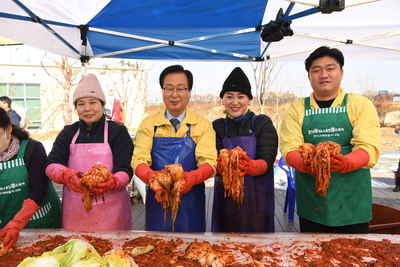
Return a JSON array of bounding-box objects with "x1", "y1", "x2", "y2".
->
[{"x1": 0, "y1": 0, "x2": 399, "y2": 62}]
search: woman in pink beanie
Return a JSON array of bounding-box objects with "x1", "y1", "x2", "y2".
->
[{"x1": 44, "y1": 73, "x2": 134, "y2": 230}]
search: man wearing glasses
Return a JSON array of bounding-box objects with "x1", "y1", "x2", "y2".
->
[{"x1": 132, "y1": 65, "x2": 217, "y2": 232}]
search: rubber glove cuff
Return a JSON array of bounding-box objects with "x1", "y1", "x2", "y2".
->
[
  {"x1": 286, "y1": 150, "x2": 308, "y2": 173},
  {"x1": 181, "y1": 163, "x2": 213, "y2": 194},
  {"x1": 135, "y1": 163, "x2": 155, "y2": 185},
  {"x1": 92, "y1": 171, "x2": 130, "y2": 194},
  {"x1": 45, "y1": 163, "x2": 70, "y2": 184},
  {"x1": 0, "y1": 199, "x2": 40, "y2": 249},
  {"x1": 246, "y1": 159, "x2": 268, "y2": 176},
  {"x1": 338, "y1": 149, "x2": 369, "y2": 173}
]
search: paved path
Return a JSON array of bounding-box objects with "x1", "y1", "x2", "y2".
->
[{"x1": 370, "y1": 150, "x2": 400, "y2": 208}]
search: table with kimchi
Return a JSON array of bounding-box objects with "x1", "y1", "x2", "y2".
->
[{"x1": 1, "y1": 230, "x2": 400, "y2": 266}]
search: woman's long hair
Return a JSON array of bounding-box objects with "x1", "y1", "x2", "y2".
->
[{"x1": 0, "y1": 107, "x2": 29, "y2": 140}]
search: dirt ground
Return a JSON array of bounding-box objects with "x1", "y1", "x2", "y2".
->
[{"x1": 380, "y1": 127, "x2": 399, "y2": 152}]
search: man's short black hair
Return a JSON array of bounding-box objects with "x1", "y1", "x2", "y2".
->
[
  {"x1": 0, "y1": 96, "x2": 12, "y2": 107},
  {"x1": 305, "y1": 46, "x2": 344, "y2": 73},
  {"x1": 159, "y1": 65, "x2": 193, "y2": 90}
]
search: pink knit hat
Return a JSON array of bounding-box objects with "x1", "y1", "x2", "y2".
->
[{"x1": 73, "y1": 73, "x2": 106, "y2": 104}]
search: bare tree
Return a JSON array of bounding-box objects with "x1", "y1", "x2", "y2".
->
[
  {"x1": 41, "y1": 56, "x2": 80, "y2": 125},
  {"x1": 363, "y1": 90, "x2": 378, "y2": 100},
  {"x1": 358, "y1": 70, "x2": 378, "y2": 101},
  {"x1": 99, "y1": 60, "x2": 149, "y2": 129},
  {"x1": 288, "y1": 75, "x2": 309, "y2": 100},
  {"x1": 264, "y1": 84, "x2": 296, "y2": 130},
  {"x1": 251, "y1": 61, "x2": 285, "y2": 114}
]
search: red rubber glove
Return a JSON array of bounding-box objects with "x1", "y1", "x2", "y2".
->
[
  {"x1": 181, "y1": 163, "x2": 214, "y2": 194},
  {"x1": 238, "y1": 154, "x2": 268, "y2": 176},
  {"x1": 135, "y1": 163, "x2": 156, "y2": 185},
  {"x1": 89, "y1": 174, "x2": 117, "y2": 195},
  {"x1": 330, "y1": 154, "x2": 347, "y2": 172},
  {"x1": 286, "y1": 150, "x2": 316, "y2": 176},
  {"x1": 246, "y1": 159, "x2": 268, "y2": 176},
  {"x1": 46, "y1": 164, "x2": 83, "y2": 193},
  {"x1": 216, "y1": 157, "x2": 223, "y2": 175},
  {"x1": 89, "y1": 171, "x2": 130, "y2": 195},
  {"x1": 303, "y1": 162, "x2": 316, "y2": 176},
  {"x1": 238, "y1": 154, "x2": 251, "y2": 176},
  {"x1": 330, "y1": 149, "x2": 369, "y2": 173},
  {"x1": 61, "y1": 168, "x2": 84, "y2": 193},
  {"x1": 0, "y1": 199, "x2": 40, "y2": 249}
]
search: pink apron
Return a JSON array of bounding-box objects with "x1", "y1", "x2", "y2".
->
[{"x1": 62, "y1": 122, "x2": 132, "y2": 230}]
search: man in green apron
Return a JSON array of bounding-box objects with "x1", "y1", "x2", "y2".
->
[{"x1": 279, "y1": 46, "x2": 380, "y2": 233}]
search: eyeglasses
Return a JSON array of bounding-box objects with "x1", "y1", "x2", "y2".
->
[{"x1": 162, "y1": 87, "x2": 189, "y2": 95}]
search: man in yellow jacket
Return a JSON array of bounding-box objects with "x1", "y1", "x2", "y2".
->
[
  {"x1": 279, "y1": 46, "x2": 380, "y2": 233},
  {"x1": 132, "y1": 65, "x2": 217, "y2": 232}
]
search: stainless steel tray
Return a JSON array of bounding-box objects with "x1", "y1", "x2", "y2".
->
[{"x1": 17, "y1": 230, "x2": 400, "y2": 266}]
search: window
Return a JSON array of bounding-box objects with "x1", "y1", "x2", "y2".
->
[{"x1": 0, "y1": 83, "x2": 41, "y2": 129}]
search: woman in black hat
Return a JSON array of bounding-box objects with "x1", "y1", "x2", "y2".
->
[{"x1": 211, "y1": 67, "x2": 278, "y2": 232}]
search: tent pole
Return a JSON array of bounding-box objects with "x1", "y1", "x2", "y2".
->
[
  {"x1": 81, "y1": 61, "x2": 86, "y2": 77},
  {"x1": 79, "y1": 25, "x2": 89, "y2": 77}
]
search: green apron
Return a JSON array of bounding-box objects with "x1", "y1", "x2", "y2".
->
[
  {"x1": 296, "y1": 95, "x2": 372, "y2": 226},
  {"x1": 0, "y1": 139, "x2": 61, "y2": 228}
]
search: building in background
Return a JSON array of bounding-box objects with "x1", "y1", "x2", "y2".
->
[{"x1": 0, "y1": 44, "x2": 146, "y2": 133}]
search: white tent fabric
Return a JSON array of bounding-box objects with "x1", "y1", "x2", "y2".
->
[
  {"x1": 0, "y1": 0, "x2": 399, "y2": 61},
  {"x1": 262, "y1": 0, "x2": 400, "y2": 61}
]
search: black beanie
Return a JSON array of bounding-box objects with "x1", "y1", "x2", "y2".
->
[{"x1": 220, "y1": 67, "x2": 253, "y2": 100}]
